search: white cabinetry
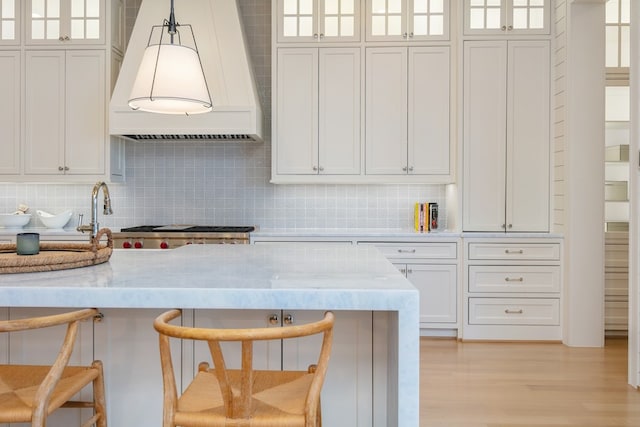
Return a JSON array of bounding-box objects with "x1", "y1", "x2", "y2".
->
[
  {"x1": 0, "y1": 50, "x2": 20, "y2": 174},
  {"x1": 276, "y1": 0, "x2": 360, "y2": 42},
  {"x1": 463, "y1": 0, "x2": 550, "y2": 35},
  {"x1": 26, "y1": 0, "x2": 105, "y2": 45},
  {"x1": 365, "y1": 0, "x2": 449, "y2": 41},
  {"x1": 359, "y1": 240, "x2": 459, "y2": 335},
  {"x1": 25, "y1": 49, "x2": 106, "y2": 177},
  {"x1": 365, "y1": 46, "x2": 451, "y2": 180},
  {"x1": 463, "y1": 238, "x2": 562, "y2": 341},
  {"x1": 275, "y1": 47, "x2": 361, "y2": 177},
  {"x1": 192, "y1": 309, "x2": 373, "y2": 427},
  {"x1": 93, "y1": 308, "x2": 176, "y2": 427},
  {"x1": 462, "y1": 40, "x2": 550, "y2": 232},
  {"x1": 605, "y1": 231, "x2": 628, "y2": 335}
]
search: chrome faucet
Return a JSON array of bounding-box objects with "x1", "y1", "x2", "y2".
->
[{"x1": 77, "y1": 181, "x2": 113, "y2": 242}]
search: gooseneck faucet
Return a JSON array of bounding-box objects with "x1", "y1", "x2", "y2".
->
[{"x1": 77, "y1": 181, "x2": 113, "y2": 242}]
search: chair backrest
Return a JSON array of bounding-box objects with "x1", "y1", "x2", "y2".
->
[
  {"x1": 154, "y1": 309, "x2": 335, "y2": 422},
  {"x1": 0, "y1": 308, "x2": 100, "y2": 422}
]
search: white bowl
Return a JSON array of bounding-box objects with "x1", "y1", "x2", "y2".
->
[
  {"x1": 37, "y1": 210, "x2": 73, "y2": 230},
  {"x1": 0, "y1": 214, "x2": 31, "y2": 229}
]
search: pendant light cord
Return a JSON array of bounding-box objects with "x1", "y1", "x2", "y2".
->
[{"x1": 168, "y1": 0, "x2": 177, "y2": 43}]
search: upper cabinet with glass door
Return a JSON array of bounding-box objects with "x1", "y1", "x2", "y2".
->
[
  {"x1": 464, "y1": 0, "x2": 549, "y2": 36},
  {"x1": 277, "y1": 0, "x2": 360, "y2": 43},
  {"x1": 366, "y1": 0, "x2": 449, "y2": 41},
  {"x1": 26, "y1": 0, "x2": 104, "y2": 45},
  {"x1": 0, "y1": 0, "x2": 19, "y2": 45}
]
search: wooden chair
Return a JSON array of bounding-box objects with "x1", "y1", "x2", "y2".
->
[
  {"x1": 154, "y1": 309, "x2": 335, "y2": 427},
  {"x1": 0, "y1": 308, "x2": 107, "y2": 427}
]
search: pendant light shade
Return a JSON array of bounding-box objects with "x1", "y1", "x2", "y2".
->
[{"x1": 128, "y1": 1, "x2": 212, "y2": 115}]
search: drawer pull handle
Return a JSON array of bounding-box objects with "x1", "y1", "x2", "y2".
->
[
  {"x1": 505, "y1": 277, "x2": 524, "y2": 282},
  {"x1": 505, "y1": 249, "x2": 524, "y2": 254},
  {"x1": 397, "y1": 249, "x2": 416, "y2": 253},
  {"x1": 504, "y1": 309, "x2": 524, "y2": 314}
]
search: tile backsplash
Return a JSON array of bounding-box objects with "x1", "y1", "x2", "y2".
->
[{"x1": 0, "y1": 0, "x2": 448, "y2": 231}]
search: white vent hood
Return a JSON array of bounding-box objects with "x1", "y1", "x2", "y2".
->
[{"x1": 110, "y1": 0, "x2": 263, "y2": 142}]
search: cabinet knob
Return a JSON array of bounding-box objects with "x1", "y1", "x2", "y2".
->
[
  {"x1": 319, "y1": 33, "x2": 324, "y2": 39},
  {"x1": 314, "y1": 33, "x2": 319, "y2": 39},
  {"x1": 501, "y1": 25, "x2": 507, "y2": 31},
  {"x1": 402, "y1": 166, "x2": 407, "y2": 172},
  {"x1": 312, "y1": 166, "x2": 318, "y2": 172},
  {"x1": 268, "y1": 314, "x2": 279, "y2": 325},
  {"x1": 318, "y1": 166, "x2": 324, "y2": 172},
  {"x1": 507, "y1": 25, "x2": 513, "y2": 31},
  {"x1": 409, "y1": 32, "x2": 414, "y2": 38},
  {"x1": 403, "y1": 32, "x2": 408, "y2": 39},
  {"x1": 58, "y1": 166, "x2": 64, "y2": 171},
  {"x1": 283, "y1": 313, "x2": 294, "y2": 325},
  {"x1": 408, "y1": 166, "x2": 414, "y2": 172},
  {"x1": 64, "y1": 166, "x2": 69, "y2": 171}
]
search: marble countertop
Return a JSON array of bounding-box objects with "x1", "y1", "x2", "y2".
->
[{"x1": 0, "y1": 243, "x2": 418, "y2": 310}]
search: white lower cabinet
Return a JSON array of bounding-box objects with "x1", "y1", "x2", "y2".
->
[
  {"x1": 191, "y1": 309, "x2": 373, "y2": 427},
  {"x1": 463, "y1": 238, "x2": 562, "y2": 341},
  {"x1": 94, "y1": 308, "x2": 176, "y2": 427},
  {"x1": 359, "y1": 240, "x2": 459, "y2": 335},
  {"x1": 89, "y1": 308, "x2": 374, "y2": 427}
]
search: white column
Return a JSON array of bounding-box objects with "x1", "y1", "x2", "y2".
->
[{"x1": 563, "y1": 0, "x2": 606, "y2": 347}]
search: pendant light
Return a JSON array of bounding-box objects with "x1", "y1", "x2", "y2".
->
[{"x1": 128, "y1": 0, "x2": 212, "y2": 115}]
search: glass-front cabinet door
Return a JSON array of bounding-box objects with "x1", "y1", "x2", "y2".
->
[
  {"x1": 0, "y1": 0, "x2": 19, "y2": 44},
  {"x1": 464, "y1": 0, "x2": 549, "y2": 35},
  {"x1": 27, "y1": 0, "x2": 104, "y2": 45},
  {"x1": 277, "y1": 0, "x2": 360, "y2": 42},
  {"x1": 366, "y1": 0, "x2": 449, "y2": 41}
]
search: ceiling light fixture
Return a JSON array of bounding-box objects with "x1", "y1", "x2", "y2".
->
[{"x1": 128, "y1": 0, "x2": 212, "y2": 115}]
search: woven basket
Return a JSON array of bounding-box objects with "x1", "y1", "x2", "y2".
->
[{"x1": 0, "y1": 228, "x2": 113, "y2": 274}]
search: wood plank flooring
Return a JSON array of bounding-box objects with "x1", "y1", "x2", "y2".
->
[{"x1": 420, "y1": 337, "x2": 640, "y2": 426}]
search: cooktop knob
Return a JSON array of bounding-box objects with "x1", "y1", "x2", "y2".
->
[
  {"x1": 160, "y1": 241, "x2": 169, "y2": 249},
  {"x1": 134, "y1": 241, "x2": 143, "y2": 249},
  {"x1": 122, "y1": 241, "x2": 132, "y2": 249}
]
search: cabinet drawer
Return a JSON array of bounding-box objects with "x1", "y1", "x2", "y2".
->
[
  {"x1": 468, "y1": 266, "x2": 560, "y2": 293},
  {"x1": 369, "y1": 243, "x2": 457, "y2": 260},
  {"x1": 468, "y1": 298, "x2": 560, "y2": 325},
  {"x1": 468, "y1": 243, "x2": 560, "y2": 261}
]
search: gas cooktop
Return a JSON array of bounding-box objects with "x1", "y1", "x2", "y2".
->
[{"x1": 119, "y1": 225, "x2": 255, "y2": 233}]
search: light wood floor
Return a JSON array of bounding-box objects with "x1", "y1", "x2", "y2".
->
[{"x1": 420, "y1": 337, "x2": 640, "y2": 426}]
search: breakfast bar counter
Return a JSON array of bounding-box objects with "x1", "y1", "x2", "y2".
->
[{"x1": 0, "y1": 243, "x2": 419, "y2": 426}]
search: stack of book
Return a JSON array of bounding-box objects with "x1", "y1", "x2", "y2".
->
[{"x1": 414, "y1": 202, "x2": 438, "y2": 232}]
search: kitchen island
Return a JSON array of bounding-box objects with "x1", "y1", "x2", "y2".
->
[{"x1": 0, "y1": 243, "x2": 419, "y2": 426}]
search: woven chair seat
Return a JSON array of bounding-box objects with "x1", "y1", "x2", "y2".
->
[
  {"x1": 175, "y1": 369, "x2": 312, "y2": 427},
  {"x1": 0, "y1": 365, "x2": 100, "y2": 423}
]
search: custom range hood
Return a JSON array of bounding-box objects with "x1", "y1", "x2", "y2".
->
[{"x1": 110, "y1": 0, "x2": 263, "y2": 142}]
